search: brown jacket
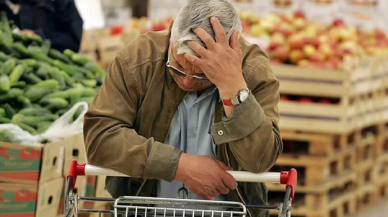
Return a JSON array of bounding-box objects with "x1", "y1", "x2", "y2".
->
[{"x1": 83, "y1": 29, "x2": 282, "y2": 217}]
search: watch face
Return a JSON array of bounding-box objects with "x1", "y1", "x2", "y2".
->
[{"x1": 238, "y1": 90, "x2": 250, "y2": 103}]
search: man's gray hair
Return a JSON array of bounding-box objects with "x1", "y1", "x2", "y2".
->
[{"x1": 171, "y1": 0, "x2": 242, "y2": 55}]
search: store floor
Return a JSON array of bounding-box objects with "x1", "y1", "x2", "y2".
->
[{"x1": 354, "y1": 199, "x2": 388, "y2": 217}]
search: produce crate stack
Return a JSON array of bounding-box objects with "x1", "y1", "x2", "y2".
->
[
  {"x1": 266, "y1": 55, "x2": 388, "y2": 217},
  {"x1": 0, "y1": 12, "x2": 111, "y2": 217}
]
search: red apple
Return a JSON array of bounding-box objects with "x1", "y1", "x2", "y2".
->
[
  {"x1": 309, "y1": 52, "x2": 325, "y2": 62},
  {"x1": 293, "y1": 10, "x2": 306, "y2": 19},
  {"x1": 318, "y1": 43, "x2": 334, "y2": 59},
  {"x1": 273, "y1": 46, "x2": 290, "y2": 62},
  {"x1": 269, "y1": 33, "x2": 286, "y2": 50},
  {"x1": 303, "y1": 45, "x2": 316, "y2": 58},
  {"x1": 332, "y1": 18, "x2": 345, "y2": 27},
  {"x1": 297, "y1": 59, "x2": 310, "y2": 67},
  {"x1": 288, "y1": 34, "x2": 305, "y2": 49},
  {"x1": 271, "y1": 58, "x2": 283, "y2": 64},
  {"x1": 289, "y1": 49, "x2": 305, "y2": 64}
]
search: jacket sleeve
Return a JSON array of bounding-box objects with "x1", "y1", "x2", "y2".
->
[
  {"x1": 41, "y1": 0, "x2": 83, "y2": 52},
  {"x1": 83, "y1": 52, "x2": 182, "y2": 182},
  {"x1": 211, "y1": 57, "x2": 282, "y2": 173}
]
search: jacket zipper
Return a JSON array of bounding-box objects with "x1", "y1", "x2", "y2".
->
[{"x1": 224, "y1": 140, "x2": 253, "y2": 217}]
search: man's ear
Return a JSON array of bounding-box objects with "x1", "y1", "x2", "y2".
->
[{"x1": 169, "y1": 20, "x2": 174, "y2": 32}]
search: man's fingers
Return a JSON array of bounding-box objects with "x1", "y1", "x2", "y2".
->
[
  {"x1": 210, "y1": 17, "x2": 228, "y2": 46},
  {"x1": 184, "y1": 53, "x2": 204, "y2": 67},
  {"x1": 230, "y1": 31, "x2": 241, "y2": 53},
  {"x1": 217, "y1": 184, "x2": 230, "y2": 195},
  {"x1": 222, "y1": 172, "x2": 237, "y2": 190},
  {"x1": 193, "y1": 28, "x2": 216, "y2": 50},
  {"x1": 186, "y1": 40, "x2": 209, "y2": 58},
  {"x1": 216, "y1": 160, "x2": 232, "y2": 171}
]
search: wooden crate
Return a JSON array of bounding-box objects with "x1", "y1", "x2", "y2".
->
[
  {"x1": 273, "y1": 57, "x2": 374, "y2": 134},
  {"x1": 268, "y1": 179, "x2": 357, "y2": 217},
  {"x1": 279, "y1": 130, "x2": 357, "y2": 156},
  {"x1": 269, "y1": 145, "x2": 356, "y2": 188}
]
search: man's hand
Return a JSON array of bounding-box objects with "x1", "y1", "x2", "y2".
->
[
  {"x1": 183, "y1": 17, "x2": 247, "y2": 100},
  {"x1": 174, "y1": 153, "x2": 237, "y2": 200},
  {"x1": 19, "y1": 30, "x2": 34, "y2": 36}
]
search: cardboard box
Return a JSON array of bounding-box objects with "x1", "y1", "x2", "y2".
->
[
  {"x1": 0, "y1": 178, "x2": 63, "y2": 217},
  {"x1": 97, "y1": 35, "x2": 124, "y2": 68},
  {"x1": 63, "y1": 133, "x2": 87, "y2": 177},
  {"x1": 0, "y1": 139, "x2": 65, "y2": 184}
]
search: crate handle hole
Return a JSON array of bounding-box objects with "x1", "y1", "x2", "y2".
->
[
  {"x1": 52, "y1": 157, "x2": 57, "y2": 166},
  {"x1": 48, "y1": 196, "x2": 53, "y2": 205},
  {"x1": 72, "y1": 149, "x2": 79, "y2": 157}
]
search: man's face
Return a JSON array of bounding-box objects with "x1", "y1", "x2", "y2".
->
[{"x1": 167, "y1": 44, "x2": 214, "y2": 92}]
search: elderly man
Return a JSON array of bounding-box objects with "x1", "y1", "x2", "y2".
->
[{"x1": 84, "y1": 0, "x2": 282, "y2": 216}]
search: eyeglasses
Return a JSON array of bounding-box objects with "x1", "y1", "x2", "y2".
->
[{"x1": 166, "y1": 53, "x2": 210, "y2": 82}]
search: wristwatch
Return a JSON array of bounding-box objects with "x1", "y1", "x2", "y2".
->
[{"x1": 222, "y1": 88, "x2": 251, "y2": 106}]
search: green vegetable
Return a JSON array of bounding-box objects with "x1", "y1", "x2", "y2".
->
[
  {"x1": 0, "y1": 51, "x2": 11, "y2": 61},
  {"x1": 0, "y1": 74, "x2": 10, "y2": 92},
  {"x1": 49, "y1": 49, "x2": 71, "y2": 64},
  {"x1": 19, "y1": 107, "x2": 52, "y2": 116},
  {"x1": 42, "y1": 97, "x2": 69, "y2": 112},
  {"x1": 24, "y1": 86, "x2": 53, "y2": 102},
  {"x1": 2, "y1": 103, "x2": 16, "y2": 118},
  {"x1": 0, "y1": 117, "x2": 11, "y2": 124},
  {"x1": 17, "y1": 95, "x2": 32, "y2": 107},
  {"x1": 21, "y1": 59, "x2": 39, "y2": 69},
  {"x1": 84, "y1": 61, "x2": 100, "y2": 72},
  {"x1": 41, "y1": 39, "x2": 51, "y2": 55},
  {"x1": 48, "y1": 68, "x2": 66, "y2": 89},
  {"x1": 12, "y1": 121, "x2": 37, "y2": 135},
  {"x1": 60, "y1": 70, "x2": 75, "y2": 87},
  {"x1": 64, "y1": 49, "x2": 76, "y2": 58},
  {"x1": 6, "y1": 88, "x2": 23, "y2": 98},
  {"x1": 81, "y1": 79, "x2": 97, "y2": 88},
  {"x1": 0, "y1": 107, "x2": 5, "y2": 116},
  {"x1": 0, "y1": 58, "x2": 16, "y2": 75},
  {"x1": 28, "y1": 45, "x2": 43, "y2": 54},
  {"x1": 78, "y1": 97, "x2": 94, "y2": 105},
  {"x1": 22, "y1": 73, "x2": 42, "y2": 84},
  {"x1": 1, "y1": 12, "x2": 12, "y2": 46},
  {"x1": 37, "y1": 121, "x2": 52, "y2": 134},
  {"x1": 71, "y1": 54, "x2": 90, "y2": 65},
  {"x1": 11, "y1": 81, "x2": 26, "y2": 89},
  {"x1": 9, "y1": 64, "x2": 25, "y2": 83},
  {"x1": 32, "y1": 79, "x2": 59, "y2": 90},
  {"x1": 12, "y1": 114, "x2": 58, "y2": 128}
]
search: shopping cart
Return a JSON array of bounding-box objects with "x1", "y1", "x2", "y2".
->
[{"x1": 65, "y1": 160, "x2": 297, "y2": 217}]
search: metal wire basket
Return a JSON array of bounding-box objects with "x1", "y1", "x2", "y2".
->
[{"x1": 65, "y1": 160, "x2": 297, "y2": 217}]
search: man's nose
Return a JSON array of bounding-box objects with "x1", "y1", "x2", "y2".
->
[{"x1": 183, "y1": 76, "x2": 197, "y2": 86}]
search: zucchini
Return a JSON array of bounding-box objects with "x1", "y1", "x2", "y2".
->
[
  {"x1": 12, "y1": 121, "x2": 37, "y2": 135},
  {"x1": 71, "y1": 54, "x2": 90, "y2": 65},
  {"x1": 32, "y1": 79, "x2": 59, "y2": 90},
  {"x1": 12, "y1": 114, "x2": 58, "y2": 128},
  {"x1": 11, "y1": 81, "x2": 26, "y2": 89},
  {"x1": 0, "y1": 74, "x2": 10, "y2": 92},
  {"x1": 9, "y1": 64, "x2": 25, "y2": 83},
  {"x1": 0, "y1": 58, "x2": 16, "y2": 75},
  {"x1": 48, "y1": 68, "x2": 66, "y2": 90},
  {"x1": 41, "y1": 39, "x2": 51, "y2": 55},
  {"x1": 81, "y1": 79, "x2": 97, "y2": 88},
  {"x1": 24, "y1": 86, "x2": 53, "y2": 102},
  {"x1": 84, "y1": 61, "x2": 100, "y2": 72},
  {"x1": 64, "y1": 49, "x2": 76, "y2": 58},
  {"x1": 2, "y1": 103, "x2": 16, "y2": 118},
  {"x1": 0, "y1": 107, "x2": 5, "y2": 116},
  {"x1": 19, "y1": 107, "x2": 52, "y2": 116},
  {"x1": 22, "y1": 73, "x2": 42, "y2": 84},
  {"x1": 0, "y1": 117, "x2": 11, "y2": 124},
  {"x1": 17, "y1": 95, "x2": 32, "y2": 107},
  {"x1": 42, "y1": 97, "x2": 69, "y2": 112},
  {"x1": 48, "y1": 49, "x2": 71, "y2": 64}
]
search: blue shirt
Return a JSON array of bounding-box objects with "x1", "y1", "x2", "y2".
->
[{"x1": 156, "y1": 86, "x2": 227, "y2": 202}]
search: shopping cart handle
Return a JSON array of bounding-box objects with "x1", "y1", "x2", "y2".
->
[{"x1": 67, "y1": 160, "x2": 297, "y2": 199}]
